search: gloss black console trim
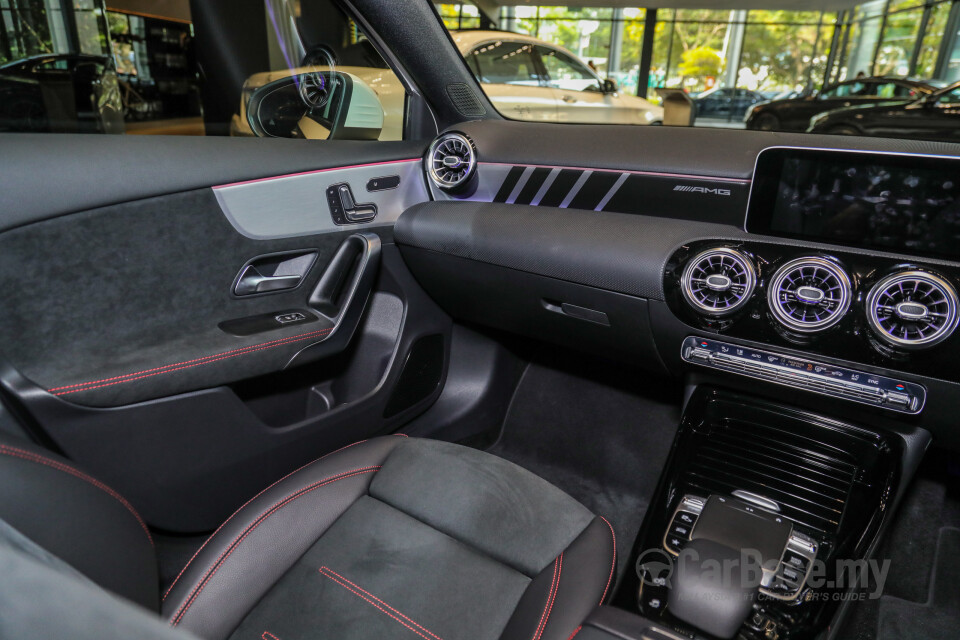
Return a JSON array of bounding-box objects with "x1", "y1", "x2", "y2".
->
[
  {"x1": 681, "y1": 336, "x2": 926, "y2": 414},
  {"x1": 619, "y1": 386, "x2": 908, "y2": 640}
]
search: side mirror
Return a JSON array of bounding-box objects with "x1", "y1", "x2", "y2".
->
[
  {"x1": 246, "y1": 71, "x2": 383, "y2": 140},
  {"x1": 602, "y1": 78, "x2": 618, "y2": 94}
]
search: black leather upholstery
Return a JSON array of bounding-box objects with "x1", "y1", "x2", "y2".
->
[
  {"x1": 163, "y1": 436, "x2": 616, "y2": 640},
  {"x1": 0, "y1": 432, "x2": 158, "y2": 609}
]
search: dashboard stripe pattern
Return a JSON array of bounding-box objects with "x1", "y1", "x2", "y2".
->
[{"x1": 476, "y1": 163, "x2": 750, "y2": 225}]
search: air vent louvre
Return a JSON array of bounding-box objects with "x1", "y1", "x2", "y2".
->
[
  {"x1": 866, "y1": 271, "x2": 959, "y2": 349},
  {"x1": 681, "y1": 420, "x2": 858, "y2": 534},
  {"x1": 427, "y1": 132, "x2": 477, "y2": 193},
  {"x1": 768, "y1": 257, "x2": 851, "y2": 332},
  {"x1": 681, "y1": 248, "x2": 756, "y2": 317}
]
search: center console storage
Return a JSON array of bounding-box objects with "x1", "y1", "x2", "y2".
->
[{"x1": 614, "y1": 386, "x2": 929, "y2": 639}]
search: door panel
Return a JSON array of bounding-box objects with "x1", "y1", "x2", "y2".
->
[{"x1": 0, "y1": 135, "x2": 451, "y2": 531}]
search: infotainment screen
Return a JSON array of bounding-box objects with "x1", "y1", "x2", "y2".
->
[{"x1": 746, "y1": 147, "x2": 960, "y2": 260}]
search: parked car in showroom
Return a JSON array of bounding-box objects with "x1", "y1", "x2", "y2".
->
[
  {"x1": 745, "y1": 76, "x2": 938, "y2": 131},
  {"x1": 807, "y1": 80, "x2": 960, "y2": 139},
  {"x1": 693, "y1": 87, "x2": 766, "y2": 119},
  {"x1": 0, "y1": 54, "x2": 124, "y2": 134},
  {"x1": 231, "y1": 30, "x2": 662, "y2": 137}
]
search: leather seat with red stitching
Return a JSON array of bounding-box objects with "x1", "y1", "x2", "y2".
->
[{"x1": 0, "y1": 432, "x2": 615, "y2": 640}]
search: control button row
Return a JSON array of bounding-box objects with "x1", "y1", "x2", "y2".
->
[
  {"x1": 681, "y1": 336, "x2": 925, "y2": 414},
  {"x1": 665, "y1": 509, "x2": 701, "y2": 554}
]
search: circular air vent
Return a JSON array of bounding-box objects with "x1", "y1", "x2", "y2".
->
[
  {"x1": 767, "y1": 257, "x2": 852, "y2": 332},
  {"x1": 427, "y1": 132, "x2": 477, "y2": 193},
  {"x1": 680, "y1": 248, "x2": 757, "y2": 317},
  {"x1": 865, "y1": 271, "x2": 959, "y2": 350}
]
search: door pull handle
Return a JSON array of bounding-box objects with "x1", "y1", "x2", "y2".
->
[{"x1": 234, "y1": 266, "x2": 303, "y2": 295}]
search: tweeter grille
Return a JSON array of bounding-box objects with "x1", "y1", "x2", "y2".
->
[
  {"x1": 446, "y1": 83, "x2": 486, "y2": 117},
  {"x1": 680, "y1": 248, "x2": 756, "y2": 317},
  {"x1": 866, "y1": 271, "x2": 959, "y2": 349},
  {"x1": 767, "y1": 257, "x2": 851, "y2": 332}
]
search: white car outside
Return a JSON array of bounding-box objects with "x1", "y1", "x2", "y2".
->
[{"x1": 232, "y1": 30, "x2": 663, "y2": 139}]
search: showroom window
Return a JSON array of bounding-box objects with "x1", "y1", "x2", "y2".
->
[
  {"x1": 0, "y1": 0, "x2": 408, "y2": 140},
  {"x1": 443, "y1": 1, "x2": 960, "y2": 140}
]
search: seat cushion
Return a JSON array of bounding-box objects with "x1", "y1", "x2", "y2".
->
[{"x1": 162, "y1": 436, "x2": 615, "y2": 640}]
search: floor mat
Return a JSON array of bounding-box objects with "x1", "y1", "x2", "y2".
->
[
  {"x1": 485, "y1": 353, "x2": 682, "y2": 593},
  {"x1": 841, "y1": 449, "x2": 960, "y2": 639},
  {"x1": 878, "y1": 527, "x2": 960, "y2": 640}
]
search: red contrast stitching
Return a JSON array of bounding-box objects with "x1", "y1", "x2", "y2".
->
[
  {"x1": 262, "y1": 633, "x2": 281, "y2": 640},
  {"x1": 566, "y1": 625, "x2": 582, "y2": 640},
  {"x1": 598, "y1": 516, "x2": 617, "y2": 605},
  {"x1": 319, "y1": 566, "x2": 444, "y2": 640},
  {"x1": 161, "y1": 435, "x2": 408, "y2": 601},
  {"x1": 169, "y1": 466, "x2": 380, "y2": 626},
  {"x1": 0, "y1": 444, "x2": 153, "y2": 546},
  {"x1": 532, "y1": 554, "x2": 562, "y2": 640},
  {"x1": 50, "y1": 327, "x2": 333, "y2": 396}
]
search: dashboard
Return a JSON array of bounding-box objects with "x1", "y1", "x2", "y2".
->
[{"x1": 396, "y1": 120, "x2": 960, "y2": 448}]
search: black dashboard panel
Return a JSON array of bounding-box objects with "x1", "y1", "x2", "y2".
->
[
  {"x1": 395, "y1": 197, "x2": 960, "y2": 447},
  {"x1": 451, "y1": 119, "x2": 960, "y2": 181}
]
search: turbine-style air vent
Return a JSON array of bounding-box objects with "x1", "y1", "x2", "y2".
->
[
  {"x1": 427, "y1": 132, "x2": 477, "y2": 193},
  {"x1": 681, "y1": 248, "x2": 757, "y2": 317},
  {"x1": 866, "y1": 271, "x2": 959, "y2": 350},
  {"x1": 768, "y1": 257, "x2": 852, "y2": 332}
]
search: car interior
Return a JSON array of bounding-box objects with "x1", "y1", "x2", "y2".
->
[{"x1": 1, "y1": 1, "x2": 960, "y2": 640}]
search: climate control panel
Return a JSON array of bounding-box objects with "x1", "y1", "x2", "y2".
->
[{"x1": 681, "y1": 336, "x2": 926, "y2": 414}]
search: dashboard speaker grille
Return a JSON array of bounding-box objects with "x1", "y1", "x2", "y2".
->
[
  {"x1": 681, "y1": 419, "x2": 858, "y2": 534},
  {"x1": 768, "y1": 257, "x2": 851, "y2": 332},
  {"x1": 680, "y1": 248, "x2": 756, "y2": 317},
  {"x1": 427, "y1": 132, "x2": 477, "y2": 192},
  {"x1": 866, "y1": 271, "x2": 959, "y2": 349}
]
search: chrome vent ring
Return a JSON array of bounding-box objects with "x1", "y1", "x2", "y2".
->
[
  {"x1": 866, "y1": 271, "x2": 959, "y2": 350},
  {"x1": 681, "y1": 248, "x2": 757, "y2": 317},
  {"x1": 427, "y1": 132, "x2": 477, "y2": 192},
  {"x1": 767, "y1": 257, "x2": 851, "y2": 332}
]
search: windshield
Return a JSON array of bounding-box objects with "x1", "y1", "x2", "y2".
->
[{"x1": 437, "y1": 1, "x2": 960, "y2": 141}]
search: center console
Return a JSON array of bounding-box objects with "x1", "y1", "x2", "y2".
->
[{"x1": 613, "y1": 386, "x2": 927, "y2": 640}]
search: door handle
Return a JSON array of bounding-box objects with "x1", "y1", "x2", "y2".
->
[
  {"x1": 561, "y1": 94, "x2": 577, "y2": 103},
  {"x1": 232, "y1": 250, "x2": 317, "y2": 296},
  {"x1": 234, "y1": 266, "x2": 302, "y2": 295}
]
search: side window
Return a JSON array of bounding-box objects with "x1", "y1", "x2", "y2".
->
[
  {"x1": 535, "y1": 46, "x2": 599, "y2": 92},
  {"x1": 824, "y1": 82, "x2": 865, "y2": 98},
  {"x1": 0, "y1": 0, "x2": 406, "y2": 141},
  {"x1": 893, "y1": 83, "x2": 921, "y2": 97},
  {"x1": 469, "y1": 41, "x2": 540, "y2": 86},
  {"x1": 936, "y1": 88, "x2": 960, "y2": 105},
  {"x1": 34, "y1": 59, "x2": 71, "y2": 72},
  {"x1": 875, "y1": 82, "x2": 898, "y2": 98},
  {"x1": 819, "y1": 85, "x2": 840, "y2": 99}
]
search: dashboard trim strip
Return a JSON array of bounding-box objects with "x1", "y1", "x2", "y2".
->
[{"x1": 478, "y1": 161, "x2": 752, "y2": 184}]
